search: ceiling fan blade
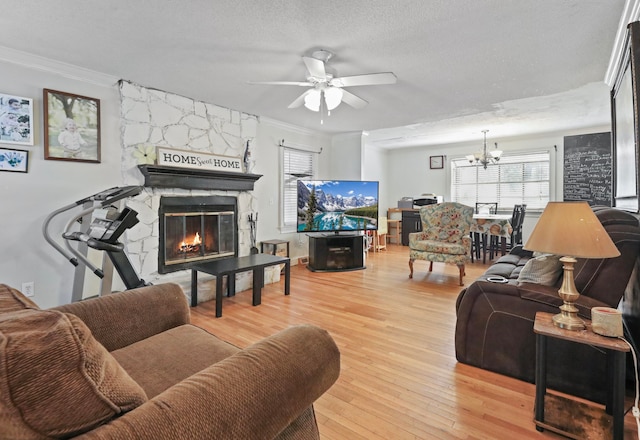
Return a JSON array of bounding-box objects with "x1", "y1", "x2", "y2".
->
[
  {"x1": 340, "y1": 89, "x2": 368, "y2": 109},
  {"x1": 248, "y1": 81, "x2": 313, "y2": 86},
  {"x1": 287, "y1": 90, "x2": 313, "y2": 108},
  {"x1": 330, "y1": 72, "x2": 397, "y2": 87},
  {"x1": 302, "y1": 56, "x2": 326, "y2": 78}
]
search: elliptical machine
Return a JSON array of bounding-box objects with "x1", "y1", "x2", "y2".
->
[{"x1": 43, "y1": 186, "x2": 150, "y2": 301}]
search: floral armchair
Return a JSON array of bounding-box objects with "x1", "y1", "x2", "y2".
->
[{"x1": 409, "y1": 202, "x2": 474, "y2": 286}]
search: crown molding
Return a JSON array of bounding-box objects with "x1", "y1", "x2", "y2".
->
[
  {"x1": 0, "y1": 45, "x2": 119, "y2": 87},
  {"x1": 260, "y1": 116, "x2": 331, "y2": 140},
  {"x1": 605, "y1": 0, "x2": 640, "y2": 87}
]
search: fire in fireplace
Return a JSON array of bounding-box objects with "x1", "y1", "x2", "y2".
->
[{"x1": 158, "y1": 196, "x2": 238, "y2": 273}]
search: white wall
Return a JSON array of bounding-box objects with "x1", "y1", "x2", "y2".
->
[
  {"x1": 362, "y1": 142, "x2": 390, "y2": 215},
  {"x1": 0, "y1": 59, "x2": 122, "y2": 308},
  {"x1": 327, "y1": 133, "x2": 362, "y2": 179}
]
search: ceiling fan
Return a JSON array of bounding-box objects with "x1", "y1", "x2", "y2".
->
[{"x1": 249, "y1": 50, "x2": 397, "y2": 121}]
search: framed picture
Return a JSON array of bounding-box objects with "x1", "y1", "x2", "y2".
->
[
  {"x1": 44, "y1": 89, "x2": 100, "y2": 163},
  {"x1": 430, "y1": 155, "x2": 444, "y2": 169},
  {"x1": 0, "y1": 147, "x2": 28, "y2": 173},
  {"x1": 611, "y1": 22, "x2": 640, "y2": 212},
  {"x1": 0, "y1": 93, "x2": 34, "y2": 146}
]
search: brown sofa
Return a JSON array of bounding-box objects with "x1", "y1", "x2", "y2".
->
[
  {"x1": 0, "y1": 283, "x2": 340, "y2": 439},
  {"x1": 455, "y1": 207, "x2": 640, "y2": 403}
]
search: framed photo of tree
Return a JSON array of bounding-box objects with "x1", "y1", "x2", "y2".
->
[{"x1": 43, "y1": 89, "x2": 100, "y2": 163}]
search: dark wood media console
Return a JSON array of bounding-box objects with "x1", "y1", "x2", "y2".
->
[{"x1": 308, "y1": 234, "x2": 365, "y2": 272}]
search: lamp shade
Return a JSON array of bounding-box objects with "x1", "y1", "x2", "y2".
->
[
  {"x1": 304, "y1": 90, "x2": 321, "y2": 112},
  {"x1": 324, "y1": 87, "x2": 343, "y2": 110},
  {"x1": 524, "y1": 202, "x2": 620, "y2": 259}
]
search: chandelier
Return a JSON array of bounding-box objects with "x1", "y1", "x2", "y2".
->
[{"x1": 466, "y1": 130, "x2": 503, "y2": 169}]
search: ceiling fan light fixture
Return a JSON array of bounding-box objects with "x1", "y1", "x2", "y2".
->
[
  {"x1": 304, "y1": 90, "x2": 321, "y2": 112},
  {"x1": 324, "y1": 87, "x2": 343, "y2": 110}
]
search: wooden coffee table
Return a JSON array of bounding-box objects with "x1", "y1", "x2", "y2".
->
[{"x1": 190, "y1": 254, "x2": 290, "y2": 317}]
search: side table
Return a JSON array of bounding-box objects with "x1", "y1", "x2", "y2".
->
[
  {"x1": 261, "y1": 239, "x2": 289, "y2": 258},
  {"x1": 533, "y1": 312, "x2": 630, "y2": 440},
  {"x1": 261, "y1": 239, "x2": 289, "y2": 273}
]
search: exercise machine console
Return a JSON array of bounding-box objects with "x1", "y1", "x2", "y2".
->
[{"x1": 43, "y1": 186, "x2": 150, "y2": 299}]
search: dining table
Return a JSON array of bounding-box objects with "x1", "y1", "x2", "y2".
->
[{"x1": 471, "y1": 213, "x2": 513, "y2": 262}]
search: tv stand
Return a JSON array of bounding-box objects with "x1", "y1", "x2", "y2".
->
[{"x1": 308, "y1": 234, "x2": 365, "y2": 272}]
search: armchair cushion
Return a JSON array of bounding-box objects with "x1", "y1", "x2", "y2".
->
[
  {"x1": 0, "y1": 308, "x2": 147, "y2": 439},
  {"x1": 516, "y1": 253, "x2": 563, "y2": 286},
  {"x1": 409, "y1": 233, "x2": 467, "y2": 255},
  {"x1": 111, "y1": 324, "x2": 239, "y2": 398}
]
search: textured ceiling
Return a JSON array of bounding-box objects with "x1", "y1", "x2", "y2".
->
[{"x1": 0, "y1": 0, "x2": 626, "y2": 147}]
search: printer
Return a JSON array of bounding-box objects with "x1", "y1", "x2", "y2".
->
[
  {"x1": 397, "y1": 194, "x2": 441, "y2": 209},
  {"x1": 413, "y1": 194, "x2": 439, "y2": 207}
]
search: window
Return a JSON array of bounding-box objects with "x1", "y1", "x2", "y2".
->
[
  {"x1": 282, "y1": 147, "x2": 316, "y2": 230},
  {"x1": 451, "y1": 151, "x2": 550, "y2": 211}
]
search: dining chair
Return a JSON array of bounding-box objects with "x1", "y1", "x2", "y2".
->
[
  {"x1": 475, "y1": 202, "x2": 498, "y2": 215},
  {"x1": 509, "y1": 204, "x2": 526, "y2": 248},
  {"x1": 487, "y1": 204, "x2": 526, "y2": 259},
  {"x1": 471, "y1": 202, "x2": 498, "y2": 262}
]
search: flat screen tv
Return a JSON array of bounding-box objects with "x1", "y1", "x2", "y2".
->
[{"x1": 297, "y1": 180, "x2": 379, "y2": 232}]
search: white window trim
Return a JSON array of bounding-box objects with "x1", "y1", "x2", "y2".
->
[{"x1": 280, "y1": 145, "x2": 318, "y2": 233}]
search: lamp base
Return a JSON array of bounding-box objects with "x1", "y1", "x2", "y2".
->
[
  {"x1": 552, "y1": 256, "x2": 585, "y2": 331},
  {"x1": 552, "y1": 312, "x2": 585, "y2": 331}
]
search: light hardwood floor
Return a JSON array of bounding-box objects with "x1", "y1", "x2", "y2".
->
[{"x1": 190, "y1": 244, "x2": 638, "y2": 439}]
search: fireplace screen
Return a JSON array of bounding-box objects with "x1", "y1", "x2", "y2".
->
[
  {"x1": 158, "y1": 195, "x2": 237, "y2": 273},
  {"x1": 163, "y1": 211, "x2": 234, "y2": 267}
]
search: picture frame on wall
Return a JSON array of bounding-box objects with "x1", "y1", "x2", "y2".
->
[
  {"x1": 0, "y1": 147, "x2": 28, "y2": 173},
  {"x1": 430, "y1": 155, "x2": 444, "y2": 169},
  {"x1": 0, "y1": 93, "x2": 34, "y2": 146},
  {"x1": 44, "y1": 89, "x2": 101, "y2": 163}
]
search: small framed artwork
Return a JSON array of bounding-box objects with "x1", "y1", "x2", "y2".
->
[
  {"x1": 430, "y1": 155, "x2": 444, "y2": 169},
  {"x1": 0, "y1": 147, "x2": 28, "y2": 173},
  {"x1": 0, "y1": 93, "x2": 34, "y2": 146},
  {"x1": 44, "y1": 89, "x2": 100, "y2": 163}
]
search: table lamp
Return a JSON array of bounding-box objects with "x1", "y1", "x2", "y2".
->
[{"x1": 523, "y1": 202, "x2": 620, "y2": 330}]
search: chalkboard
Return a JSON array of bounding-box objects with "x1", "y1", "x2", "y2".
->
[{"x1": 563, "y1": 132, "x2": 612, "y2": 206}]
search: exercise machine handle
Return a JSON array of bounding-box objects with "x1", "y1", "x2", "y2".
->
[{"x1": 62, "y1": 232, "x2": 125, "y2": 253}]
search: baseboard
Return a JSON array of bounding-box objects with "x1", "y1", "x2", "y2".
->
[{"x1": 298, "y1": 256, "x2": 309, "y2": 265}]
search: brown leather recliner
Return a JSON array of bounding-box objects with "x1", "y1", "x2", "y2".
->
[{"x1": 455, "y1": 207, "x2": 640, "y2": 403}]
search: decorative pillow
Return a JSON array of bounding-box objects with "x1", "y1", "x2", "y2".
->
[
  {"x1": 517, "y1": 253, "x2": 563, "y2": 286},
  {"x1": 0, "y1": 283, "x2": 39, "y2": 313},
  {"x1": 0, "y1": 309, "x2": 147, "y2": 439}
]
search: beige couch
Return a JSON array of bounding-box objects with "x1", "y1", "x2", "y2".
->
[{"x1": 0, "y1": 283, "x2": 340, "y2": 439}]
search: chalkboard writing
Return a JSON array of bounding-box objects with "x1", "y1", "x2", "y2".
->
[{"x1": 563, "y1": 132, "x2": 612, "y2": 206}]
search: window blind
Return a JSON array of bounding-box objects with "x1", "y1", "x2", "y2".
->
[
  {"x1": 283, "y1": 148, "x2": 315, "y2": 228},
  {"x1": 451, "y1": 151, "x2": 550, "y2": 210}
]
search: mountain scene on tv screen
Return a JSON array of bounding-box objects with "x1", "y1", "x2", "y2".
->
[{"x1": 297, "y1": 180, "x2": 378, "y2": 231}]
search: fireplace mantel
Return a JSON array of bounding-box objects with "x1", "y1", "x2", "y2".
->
[{"x1": 138, "y1": 165, "x2": 262, "y2": 191}]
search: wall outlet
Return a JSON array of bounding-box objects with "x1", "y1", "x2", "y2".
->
[{"x1": 22, "y1": 281, "x2": 35, "y2": 297}]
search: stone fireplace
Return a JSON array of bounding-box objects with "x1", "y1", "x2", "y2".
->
[
  {"x1": 158, "y1": 195, "x2": 238, "y2": 273},
  {"x1": 117, "y1": 81, "x2": 281, "y2": 303}
]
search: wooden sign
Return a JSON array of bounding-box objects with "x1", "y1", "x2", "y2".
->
[{"x1": 156, "y1": 147, "x2": 243, "y2": 173}]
